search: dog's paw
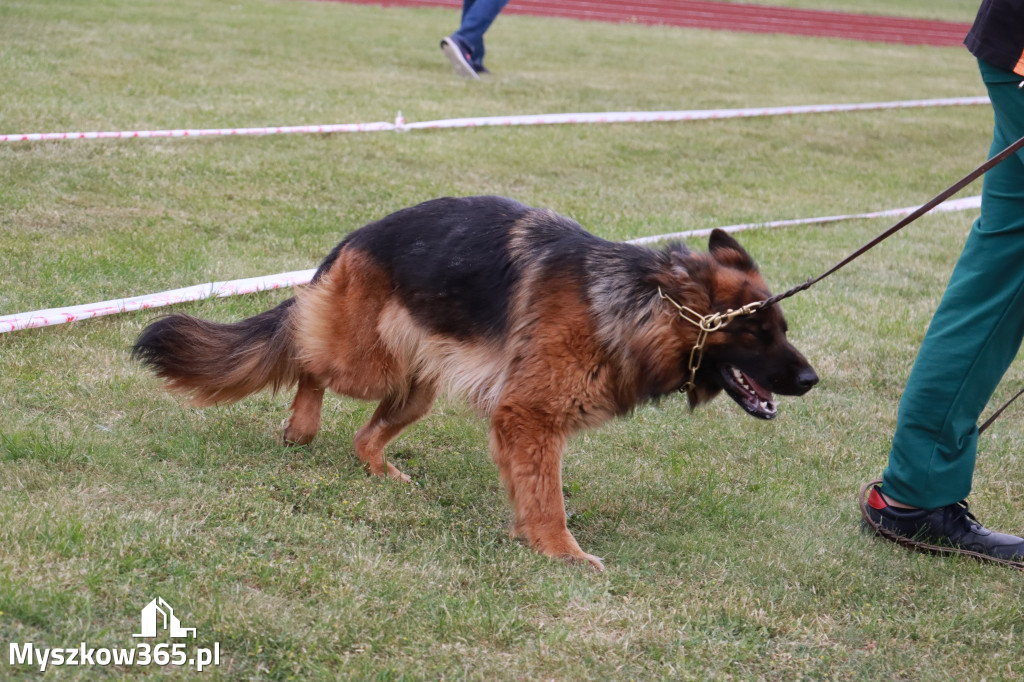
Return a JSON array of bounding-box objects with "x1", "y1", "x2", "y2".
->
[
  {"x1": 563, "y1": 552, "x2": 605, "y2": 573},
  {"x1": 386, "y1": 462, "x2": 414, "y2": 484},
  {"x1": 369, "y1": 460, "x2": 414, "y2": 484},
  {"x1": 281, "y1": 420, "x2": 316, "y2": 447}
]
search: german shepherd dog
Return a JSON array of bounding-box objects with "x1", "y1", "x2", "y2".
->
[{"x1": 133, "y1": 196, "x2": 818, "y2": 570}]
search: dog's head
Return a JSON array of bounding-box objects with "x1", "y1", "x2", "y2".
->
[{"x1": 657, "y1": 229, "x2": 818, "y2": 419}]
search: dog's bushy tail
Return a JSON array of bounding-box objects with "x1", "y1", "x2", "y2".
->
[{"x1": 132, "y1": 298, "x2": 299, "y2": 406}]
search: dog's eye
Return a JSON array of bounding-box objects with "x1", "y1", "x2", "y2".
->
[{"x1": 731, "y1": 321, "x2": 771, "y2": 345}]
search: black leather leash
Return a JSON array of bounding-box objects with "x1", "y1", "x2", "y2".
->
[
  {"x1": 663, "y1": 133, "x2": 1024, "y2": 427},
  {"x1": 757, "y1": 133, "x2": 1024, "y2": 432},
  {"x1": 758, "y1": 132, "x2": 1024, "y2": 309},
  {"x1": 979, "y1": 386, "x2": 1024, "y2": 434}
]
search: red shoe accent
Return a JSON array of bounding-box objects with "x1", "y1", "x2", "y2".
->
[{"x1": 867, "y1": 486, "x2": 887, "y2": 510}]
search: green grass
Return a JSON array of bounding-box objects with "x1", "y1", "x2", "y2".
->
[
  {"x1": 737, "y1": 0, "x2": 977, "y2": 22},
  {"x1": 3, "y1": 0, "x2": 1024, "y2": 679}
]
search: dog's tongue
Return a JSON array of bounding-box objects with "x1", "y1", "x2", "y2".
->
[{"x1": 742, "y1": 371, "x2": 773, "y2": 402}]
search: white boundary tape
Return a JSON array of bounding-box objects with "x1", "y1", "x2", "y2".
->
[
  {"x1": 627, "y1": 195, "x2": 982, "y2": 245},
  {"x1": 0, "y1": 96, "x2": 990, "y2": 332},
  {"x1": 0, "y1": 270, "x2": 317, "y2": 334},
  {"x1": 0, "y1": 195, "x2": 981, "y2": 334},
  {"x1": 0, "y1": 97, "x2": 989, "y2": 142},
  {"x1": 0, "y1": 122, "x2": 396, "y2": 143},
  {"x1": 401, "y1": 98, "x2": 989, "y2": 130}
]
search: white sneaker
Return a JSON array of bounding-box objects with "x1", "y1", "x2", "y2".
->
[{"x1": 440, "y1": 36, "x2": 480, "y2": 79}]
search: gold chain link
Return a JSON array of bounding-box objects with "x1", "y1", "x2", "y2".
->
[{"x1": 657, "y1": 287, "x2": 765, "y2": 394}]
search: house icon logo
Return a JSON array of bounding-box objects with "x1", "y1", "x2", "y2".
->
[{"x1": 132, "y1": 597, "x2": 196, "y2": 639}]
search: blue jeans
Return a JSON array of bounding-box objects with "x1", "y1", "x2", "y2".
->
[
  {"x1": 452, "y1": 0, "x2": 509, "y2": 70},
  {"x1": 882, "y1": 58, "x2": 1024, "y2": 508}
]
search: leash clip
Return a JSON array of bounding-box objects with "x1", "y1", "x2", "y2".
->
[{"x1": 658, "y1": 288, "x2": 765, "y2": 395}]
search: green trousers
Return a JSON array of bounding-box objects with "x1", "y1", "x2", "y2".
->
[{"x1": 882, "y1": 59, "x2": 1024, "y2": 509}]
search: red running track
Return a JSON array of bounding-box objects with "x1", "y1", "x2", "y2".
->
[{"x1": 332, "y1": 0, "x2": 971, "y2": 47}]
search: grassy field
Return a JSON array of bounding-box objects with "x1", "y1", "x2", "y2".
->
[
  {"x1": 738, "y1": 0, "x2": 977, "y2": 22},
  {"x1": 4, "y1": 0, "x2": 1024, "y2": 679}
]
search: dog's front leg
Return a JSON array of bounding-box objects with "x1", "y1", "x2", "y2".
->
[{"x1": 490, "y1": 404, "x2": 604, "y2": 572}]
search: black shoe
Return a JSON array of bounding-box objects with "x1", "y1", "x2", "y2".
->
[
  {"x1": 440, "y1": 36, "x2": 480, "y2": 80},
  {"x1": 859, "y1": 480, "x2": 1024, "y2": 568}
]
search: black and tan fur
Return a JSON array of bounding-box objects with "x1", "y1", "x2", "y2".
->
[{"x1": 133, "y1": 196, "x2": 818, "y2": 570}]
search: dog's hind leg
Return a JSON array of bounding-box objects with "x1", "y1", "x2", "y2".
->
[
  {"x1": 283, "y1": 374, "x2": 326, "y2": 446},
  {"x1": 353, "y1": 378, "x2": 439, "y2": 483},
  {"x1": 490, "y1": 405, "x2": 604, "y2": 572}
]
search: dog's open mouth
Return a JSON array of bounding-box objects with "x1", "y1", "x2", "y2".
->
[{"x1": 721, "y1": 366, "x2": 777, "y2": 420}]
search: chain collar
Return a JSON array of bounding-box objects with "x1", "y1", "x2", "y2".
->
[{"x1": 657, "y1": 287, "x2": 764, "y2": 396}]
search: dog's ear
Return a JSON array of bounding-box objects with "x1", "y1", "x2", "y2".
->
[
  {"x1": 709, "y1": 229, "x2": 757, "y2": 272},
  {"x1": 647, "y1": 244, "x2": 713, "y2": 306},
  {"x1": 645, "y1": 243, "x2": 695, "y2": 283},
  {"x1": 668, "y1": 246, "x2": 690, "y2": 276}
]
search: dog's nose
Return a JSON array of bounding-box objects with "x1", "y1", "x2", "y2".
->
[{"x1": 796, "y1": 367, "x2": 819, "y2": 393}]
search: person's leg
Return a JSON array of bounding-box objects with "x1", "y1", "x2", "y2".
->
[
  {"x1": 451, "y1": 0, "x2": 509, "y2": 70},
  {"x1": 882, "y1": 59, "x2": 1024, "y2": 509}
]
